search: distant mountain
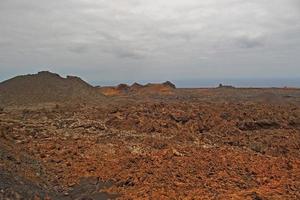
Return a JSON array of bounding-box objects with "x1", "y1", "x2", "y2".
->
[{"x1": 0, "y1": 71, "x2": 105, "y2": 105}]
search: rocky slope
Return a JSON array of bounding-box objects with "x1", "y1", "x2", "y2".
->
[{"x1": 0, "y1": 71, "x2": 105, "y2": 105}]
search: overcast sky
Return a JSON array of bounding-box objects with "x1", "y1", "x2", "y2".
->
[{"x1": 0, "y1": 0, "x2": 300, "y2": 86}]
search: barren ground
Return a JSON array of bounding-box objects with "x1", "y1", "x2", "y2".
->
[{"x1": 1, "y1": 88, "x2": 300, "y2": 199}]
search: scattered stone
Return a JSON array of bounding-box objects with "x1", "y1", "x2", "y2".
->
[
  {"x1": 237, "y1": 120, "x2": 280, "y2": 131},
  {"x1": 172, "y1": 148, "x2": 184, "y2": 157},
  {"x1": 251, "y1": 192, "x2": 263, "y2": 200}
]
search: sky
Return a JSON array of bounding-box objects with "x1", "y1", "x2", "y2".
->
[{"x1": 0, "y1": 0, "x2": 300, "y2": 87}]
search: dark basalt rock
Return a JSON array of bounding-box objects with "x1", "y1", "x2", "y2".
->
[
  {"x1": 237, "y1": 120, "x2": 280, "y2": 131},
  {"x1": 163, "y1": 81, "x2": 176, "y2": 89}
]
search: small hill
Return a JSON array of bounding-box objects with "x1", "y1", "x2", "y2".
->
[
  {"x1": 217, "y1": 83, "x2": 235, "y2": 89},
  {"x1": 97, "y1": 84, "x2": 130, "y2": 96},
  {"x1": 97, "y1": 86, "x2": 124, "y2": 96},
  {"x1": 137, "y1": 82, "x2": 175, "y2": 95},
  {"x1": 0, "y1": 71, "x2": 105, "y2": 105},
  {"x1": 98, "y1": 81, "x2": 176, "y2": 96}
]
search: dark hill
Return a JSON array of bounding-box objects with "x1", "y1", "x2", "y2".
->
[{"x1": 0, "y1": 71, "x2": 105, "y2": 105}]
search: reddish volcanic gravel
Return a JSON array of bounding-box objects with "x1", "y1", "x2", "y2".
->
[
  {"x1": 0, "y1": 71, "x2": 300, "y2": 200},
  {"x1": 1, "y1": 87, "x2": 300, "y2": 199}
]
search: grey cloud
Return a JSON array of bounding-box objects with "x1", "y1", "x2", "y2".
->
[
  {"x1": 103, "y1": 46, "x2": 147, "y2": 60},
  {"x1": 0, "y1": 41, "x2": 11, "y2": 47},
  {"x1": 113, "y1": 49, "x2": 145, "y2": 59},
  {"x1": 67, "y1": 44, "x2": 90, "y2": 54},
  {"x1": 234, "y1": 34, "x2": 266, "y2": 49},
  {"x1": 0, "y1": 0, "x2": 300, "y2": 83}
]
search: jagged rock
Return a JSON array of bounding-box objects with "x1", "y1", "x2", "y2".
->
[
  {"x1": 131, "y1": 82, "x2": 143, "y2": 89},
  {"x1": 163, "y1": 81, "x2": 176, "y2": 89},
  {"x1": 117, "y1": 84, "x2": 130, "y2": 91}
]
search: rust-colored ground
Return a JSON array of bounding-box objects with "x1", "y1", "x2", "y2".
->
[{"x1": 0, "y1": 88, "x2": 300, "y2": 199}]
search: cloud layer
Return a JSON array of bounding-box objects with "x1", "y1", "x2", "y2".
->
[{"x1": 1, "y1": 0, "x2": 300, "y2": 85}]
